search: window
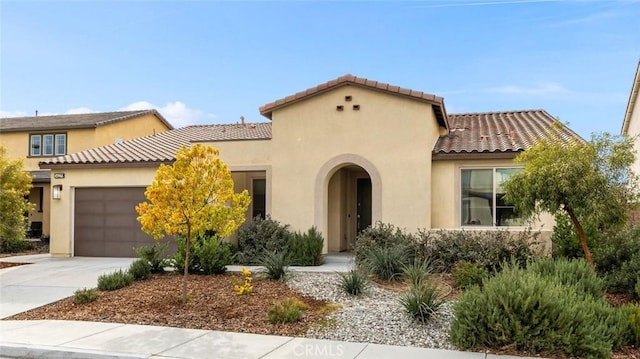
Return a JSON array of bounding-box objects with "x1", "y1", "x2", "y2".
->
[
  {"x1": 461, "y1": 168, "x2": 524, "y2": 227},
  {"x1": 43, "y1": 135, "x2": 54, "y2": 156},
  {"x1": 252, "y1": 178, "x2": 266, "y2": 219},
  {"x1": 29, "y1": 133, "x2": 66, "y2": 157},
  {"x1": 30, "y1": 135, "x2": 41, "y2": 156},
  {"x1": 55, "y1": 134, "x2": 66, "y2": 155}
]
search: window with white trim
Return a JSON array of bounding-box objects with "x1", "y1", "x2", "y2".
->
[
  {"x1": 29, "y1": 133, "x2": 66, "y2": 157},
  {"x1": 461, "y1": 168, "x2": 524, "y2": 227}
]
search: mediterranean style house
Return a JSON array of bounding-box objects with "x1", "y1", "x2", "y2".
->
[
  {"x1": 0, "y1": 110, "x2": 173, "y2": 238},
  {"x1": 39, "y1": 75, "x2": 580, "y2": 257}
]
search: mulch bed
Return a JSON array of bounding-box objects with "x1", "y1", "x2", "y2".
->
[
  {"x1": 7, "y1": 272, "x2": 329, "y2": 337},
  {"x1": 0, "y1": 262, "x2": 30, "y2": 269}
]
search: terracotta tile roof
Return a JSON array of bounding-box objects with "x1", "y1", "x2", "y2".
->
[
  {"x1": 39, "y1": 123, "x2": 271, "y2": 168},
  {"x1": 259, "y1": 74, "x2": 449, "y2": 129},
  {"x1": 0, "y1": 110, "x2": 174, "y2": 132},
  {"x1": 433, "y1": 109, "x2": 582, "y2": 158}
]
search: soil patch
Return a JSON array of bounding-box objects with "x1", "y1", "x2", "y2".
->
[
  {"x1": 7, "y1": 272, "x2": 329, "y2": 336},
  {"x1": 0, "y1": 262, "x2": 29, "y2": 269}
]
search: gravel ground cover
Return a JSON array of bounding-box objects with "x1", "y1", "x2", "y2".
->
[{"x1": 287, "y1": 272, "x2": 455, "y2": 349}]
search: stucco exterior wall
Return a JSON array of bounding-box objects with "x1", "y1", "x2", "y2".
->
[
  {"x1": 269, "y1": 85, "x2": 442, "y2": 246},
  {"x1": 196, "y1": 139, "x2": 272, "y2": 167},
  {"x1": 94, "y1": 113, "x2": 172, "y2": 146},
  {"x1": 626, "y1": 91, "x2": 640, "y2": 177}
]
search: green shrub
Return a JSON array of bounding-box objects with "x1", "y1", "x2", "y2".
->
[
  {"x1": 288, "y1": 227, "x2": 324, "y2": 266},
  {"x1": 0, "y1": 239, "x2": 35, "y2": 253},
  {"x1": 260, "y1": 250, "x2": 289, "y2": 280},
  {"x1": 399, "y1": 281, "x2": 444, "y2": 323},
  {"x1": 402, "y1": 259, "x2": 432, "y2": 288},
  {"x1": 622, "y1": 304, "x2": 640, "y2": 346},
  {"x1": 197, "y1": 236, "x2": 234, "y2": 275},
  {"x1": 362, "y1": 245, "x2": 409, "y2": 281},
  {"x1": 417, "y1": 229, "x2": 540, "y2": 273},
  {"x1": 73, "y1": 288, "x2": 99, "y2": 304},
  {"x1": 550, "y1": 213, "x2": 598, "y2": 259},
  {"x1": 171, "y1": 236, "x2": 201, "y2": 273},
  {"x1": 128, "y1": 258, "x2": 151, "y2": 280},
  {"x1": 267, "y1": 297, "x2": 306, "y2": 323},
  {"x1": 452, "y1": 261, "x2": 488, "y2": 289},
  {"x1": 236, "y1": 216, "x2": 292, "y2": 265},
  {"x1": 527, "y1": 257, "x2": 603, "y2": 299},
  {"x1": 450, "y1": 263, "x2": 629, "y2": 359},
  {"x1": 593, "y1": 226, "x2": 640, "y2": 295},
  {"x1": 134, "y1": 243, "x2": 168, "y2": 273},
  {"x1": 353, "y1": 222, "x2": 418, "y2": 264},
  {"x1": 97, "y1": 270, "x2": 134, "y2": 291},
  {"x1": 338, "y1": 270, "x2": 367, "y2": 296}
]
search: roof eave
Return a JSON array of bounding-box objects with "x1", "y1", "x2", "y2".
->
[
  {"x1": 259, "y1": 79, "x2": 449, "y2": 129},
  {"x1": 0, "y1": 124, "x2": 97, "y2": 133},
  {"x1": 39, "y1": 160, "x2": 174, "y2": 170},
  {"x1": 622, "y1": 58, "x2": 640, "y2": 135},
  {"x1": 431, "y1": 151, "x2": 520, "y2": 161}
]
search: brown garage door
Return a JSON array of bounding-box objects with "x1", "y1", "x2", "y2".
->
[{"x1": 74, "y1": 187, "x2": 158, "y2": 257}]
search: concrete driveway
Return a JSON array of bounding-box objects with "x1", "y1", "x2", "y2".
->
[{"x1": 0, "y1": 254, "x2": 135, "y2": 318}]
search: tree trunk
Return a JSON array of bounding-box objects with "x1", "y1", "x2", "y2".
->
[
  {"x1": 183, "y1": 226, "x2": 190, "y2": 303},
  {"x1": 565, "y1": 207, "x2": 594, "y2": 268}
]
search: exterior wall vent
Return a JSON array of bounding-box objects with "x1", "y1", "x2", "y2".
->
[
  {"x1": 345, "y1": 96, "x2": 352, "y2": 102},
  {"x1": 353, "y1": 105, "x2": 360, "y2": 111},
  {"x1": 337, "y1": 105, "x2": 344, "y2": 111}
]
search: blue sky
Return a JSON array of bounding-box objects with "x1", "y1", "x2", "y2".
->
[{"x1": 1, "y1": 0, "x2": 639, "y2": 138}]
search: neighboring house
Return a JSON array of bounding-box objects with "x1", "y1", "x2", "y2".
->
[
  {"x1": 622, "y1": 58, "x2": 640, "y2": 176},
  {"x1": 0, "y1": 110, "x2": 174, "y2": 238},
  {"x1": 40, "y1": 75, "x2": 580, "y2": 257}
]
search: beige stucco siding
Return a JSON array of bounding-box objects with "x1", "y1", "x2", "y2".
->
[
  {"x1": 269, "y1": 85, "x2": 441, "y2": 241},
  {"x1": 626, "y1": 92, "x2": 640, "y2": 176},
  {"x1": 196, "y1": 139, "x2": 272, "y2": 167},
  {"x1": 94, "y1": 114, "x2": 171, "y2": 145}
]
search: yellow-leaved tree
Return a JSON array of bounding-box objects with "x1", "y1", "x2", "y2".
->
[
  {"x1": 136, "y1": 144, "x2": 251, "y2": 302},
  {"x1": 0, "y1": 145, "x2": 33, "y2": 246}
]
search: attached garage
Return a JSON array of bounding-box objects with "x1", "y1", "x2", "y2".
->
[{"x1": 74, "y1": 187, "x2": 155, "y2": 257}]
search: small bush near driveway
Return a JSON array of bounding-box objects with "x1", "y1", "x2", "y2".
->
[{"x1": 97, "y1": 270, "x2": 134, "y2": 291}]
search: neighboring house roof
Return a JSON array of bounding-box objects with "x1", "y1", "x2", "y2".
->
[
  {"x1": 0, "y1": 110, "x2": 174, "y2": 132},
  {"x1": 622, "y1": 58, "x2": 640, "y2": 135},
  {"x1": 39, "y1": 123, "x2": 272, "y2": 168},
  {"x1": 259, "y1": 74, "x2": 449, "y2": 130},
  {"x1": 433, "y1": 109, "x2": 582, "y2": 159}
]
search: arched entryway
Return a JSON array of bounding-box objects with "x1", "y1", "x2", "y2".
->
[{"x1": 315, "y1": 154, "x2": 382, "y2": 252}]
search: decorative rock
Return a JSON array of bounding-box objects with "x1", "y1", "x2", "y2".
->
[{"x1": 287, "y1": 272, "x2": 455, "y2": 349}]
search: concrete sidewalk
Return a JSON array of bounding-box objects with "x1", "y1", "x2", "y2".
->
[{"x1": 0, "y1": 320, "x2": 534, "y2": 359}]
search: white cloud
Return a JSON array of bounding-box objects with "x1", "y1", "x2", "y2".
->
[
  {"x1": 119, "y1": 101, "x2": 155, "y2": 111},
  {"x1": 119, "y1": 101, "x2": 215, "y2": 128},
  {"x1": 489, "y1": 82, "x2": 569, "y2": 96},
  {"x1": 0, "y1": 110, "x2": 29, "y2": 118},
  {"x1": 65, "y1": 107, "x2": 95, "y2": 115}
]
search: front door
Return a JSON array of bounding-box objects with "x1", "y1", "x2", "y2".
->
[{"x1": 356, "y1": 178, "x2": 372, "y2": 233}]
